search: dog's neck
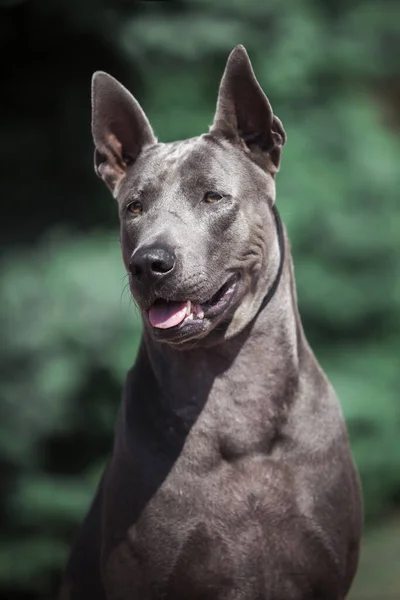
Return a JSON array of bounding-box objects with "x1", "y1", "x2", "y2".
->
[{"x1": 135, "y1": 241, "x2": 303, "y2": 428}]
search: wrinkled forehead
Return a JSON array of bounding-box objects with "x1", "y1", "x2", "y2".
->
[{"x1": 122, "y1": 135, "x2": 250, "y2": 199}]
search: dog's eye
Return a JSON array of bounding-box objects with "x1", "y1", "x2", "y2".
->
[
  {"x1": 204, "y1": 192, "x2": 223, "y2": 204},
  {"x1": 127, "y1": 200, "x2": 143, "y2": 215}
]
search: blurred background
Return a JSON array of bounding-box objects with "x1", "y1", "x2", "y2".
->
[{"x1": 0, "y1": 0, "x2": 399, "y2": 598}]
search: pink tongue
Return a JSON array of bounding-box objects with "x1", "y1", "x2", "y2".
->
[{"x1": 149, "y1": 301, "x2": 188, "y2": 329}]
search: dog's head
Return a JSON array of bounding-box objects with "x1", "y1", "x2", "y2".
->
[{"x1": 91, "y1": 46, "x2": 286, "y2": 347}]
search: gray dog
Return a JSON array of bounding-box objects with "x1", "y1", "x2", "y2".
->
[{"x1": 59, "y1": 45, "x2": 362, "y2": 600}]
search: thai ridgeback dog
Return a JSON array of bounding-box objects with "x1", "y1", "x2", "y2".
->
[{"x1": 59, "y1": 45, "x2": 362, "y2": 600}]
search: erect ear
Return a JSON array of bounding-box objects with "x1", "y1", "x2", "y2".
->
[
  {"x1": 91, "y1": 72, "x2": 156, "y2": 193},
  {"x1": 210, "y1": 45, "x2": 286, "y2": 173}
]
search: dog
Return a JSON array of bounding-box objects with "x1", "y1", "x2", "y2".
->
[{"x1": 59, "y1": 45, "x2": 362, "y2": 600}]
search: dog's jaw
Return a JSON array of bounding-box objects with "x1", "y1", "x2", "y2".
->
[{"x1": 142, "y1": 274, "x2": 241, "y2": 346}]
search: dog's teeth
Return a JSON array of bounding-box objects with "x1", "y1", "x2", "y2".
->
[
  {"x1": 186, "y1": 300, "x2": 192, "y2": 316},
  {"x1": 193, "y1": 305, "x2": 204, "y2": 319}
]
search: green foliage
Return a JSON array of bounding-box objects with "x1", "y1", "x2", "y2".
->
[
  {"x1": 0, "y1": 0, "x2": 399, "y2": 597},
  {"x1": 349, "y1": 515, "x2": 400, "y2": 599}
]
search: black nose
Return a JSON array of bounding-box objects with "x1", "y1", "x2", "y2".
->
[{"x1": 129, "y1": 245, "x2": 176, "y2": 281}]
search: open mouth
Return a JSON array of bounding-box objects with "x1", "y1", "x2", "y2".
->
[{"x1": 146, "y1": 275, "x2": 239, "y2": 334}]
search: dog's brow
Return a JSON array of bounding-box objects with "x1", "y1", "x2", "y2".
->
[{"x1": 180, "y1": 174, "x2": 220, "y2": 190}]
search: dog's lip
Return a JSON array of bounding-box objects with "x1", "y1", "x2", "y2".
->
[
  {"x1": 145, "y1": 274, "x2": 240, "y2": 339},
  {"x1": 201, "y1": 274, "x2": 238, "y2": 318},
  {"x1": 147, "y1": 273, "x2": 238, "y2": 315}
]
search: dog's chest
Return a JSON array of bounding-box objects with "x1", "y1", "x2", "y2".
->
[
  {"x1": 104, "y1": 456, "x2": 283, "y2": 600},
  {"x1": 103, "y1": 397, "x2": 286, "y2": 598}
]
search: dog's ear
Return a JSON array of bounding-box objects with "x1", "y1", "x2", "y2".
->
[
  {"x1": 91, "y1": 72, "x2": 156, "y2": 193},
  {"x1": 210, "y1": 45, "x2": 286, "y2": 172}
]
